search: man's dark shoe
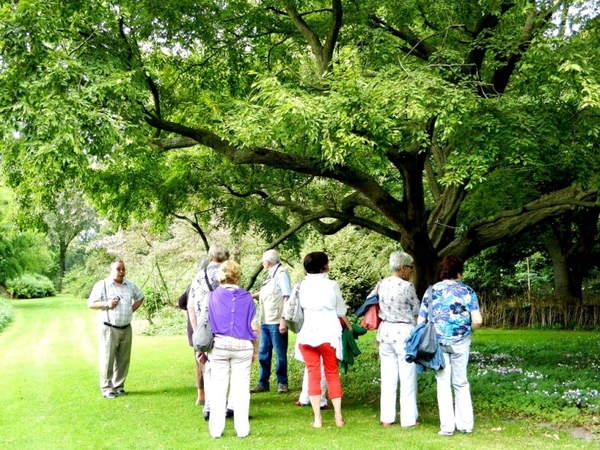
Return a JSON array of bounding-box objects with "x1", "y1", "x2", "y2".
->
[
  {"x1": 103, "y1": 392, "x2": 116, "y2": 399},
  {"x1": 226, "y1": 409, "x2": 234, "y2": 418},
  {"x1": 115, "y1": 389, "x2": 127, "y2": 396},
  {"x1": 277, "y1": 384, "x2": 288, "y2": 394},
  {"x1": 250, "y1": 385, "x2": 269, "y2": 393}
]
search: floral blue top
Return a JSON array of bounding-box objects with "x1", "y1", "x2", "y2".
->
[{"x1": 419, "y1": 280, "x2": 480, "y2": 345}]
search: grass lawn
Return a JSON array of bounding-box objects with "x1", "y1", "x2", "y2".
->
[{"x1": 0, "y1": 295, "x2": 598, "y2": 449}]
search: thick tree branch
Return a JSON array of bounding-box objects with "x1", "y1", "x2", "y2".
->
[
  {"x1": 464, "y1": 2, "x2": 515, "y2": 92},
  {"x1": 424, "y1": 157, "x2": 440, "y2": 200},
  {"x1": 118, "y1": 16, "x2": 161, "y2": 137},
  {"x1": 244, "y1": 207, "x2": 402, "y2": 289},
  {"x1": 145, "y1": 115, "x2": 409, "y2": 229},
  {"x1": 149, "y1": 137, "x2": 198, "y2": 151},
  {"x1": 283, "y1": 0, "x2": 342, "y2": 75},
  {"x1": 441, "y1": 185, "x2": 598, "y2": 259},
  {"x1": 368, "y1": 16, "x2": 437, "y2": 60},
  {"x1": 428, "y1": 184, "x2": 467, "y2": 251},
  {"x1": 323, "y1": 0, "x2": 343, "y2": 72},
  {"x1": 173, "y1": 213, "x2": 210, "y2": 252},
  {"x1": 489, "y1": 1, "x2": 564, "y2": 94},
  {"x1": 222, "y1": 183, "x2": 400, "y2": 239}
]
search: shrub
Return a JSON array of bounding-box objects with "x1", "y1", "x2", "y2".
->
[
  {"x1": 6, "y1": 273, "x2": 57, "y2": 299},
  {"x1": 142, "y1": 286, "x2": 169, "y2": 317},
  {"x1": 138, "y1": 305, "x2": 186, "y2": 337},
  {"x1": 0, "y1": 296, "x2": 14, "y2": 332},
  {"x1": 61, "y1": 265, "x2": 104, "y2": 298}
]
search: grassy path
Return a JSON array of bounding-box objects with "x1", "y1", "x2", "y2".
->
[{"x1": 0, "y1": 296, "x2": 596, "y2": 449}]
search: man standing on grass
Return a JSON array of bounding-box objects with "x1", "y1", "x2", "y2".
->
[
  {"x1": 251, "y1": 249, "x2": 291, "y2": 394},
  {"x1": 88, "y1": 259, "x2": 144, "y2": 399}
]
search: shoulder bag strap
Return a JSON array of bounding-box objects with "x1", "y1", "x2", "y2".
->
[
  {"x1": 263, "y1": 263, "x2": 281, "y2": 285},
  {"x1": 204, "y1": 268, "x2": 215, "y2": 292},
  {"x1": 426, "y1": 286, "x2": 433, "y2": 323},
  {"x1": 104, "y1": 280, "x2": 110, "y2": 323},
  {"x1": 203, "y1": 268, "x2": 215, "y2": 318}
]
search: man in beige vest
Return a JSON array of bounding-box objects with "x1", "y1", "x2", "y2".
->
[{"x1": 251, "y1": 250, "x2": 292, "y2": 394}]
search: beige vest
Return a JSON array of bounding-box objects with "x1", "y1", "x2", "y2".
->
[{"x1": 259, "y1": 265, "x2": 287, "y2": 325}]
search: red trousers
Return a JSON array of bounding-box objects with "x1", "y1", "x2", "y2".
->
[{"x1": 299, "y1": 343, "x2": 343, "y2": 399}]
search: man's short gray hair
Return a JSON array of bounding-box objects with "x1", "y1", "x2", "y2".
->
[
  {"x1": 262, "y1": 249, "x2": 280, "y2": 264},
  {"x1": 389, "y1": 251, "x2": 414, "y2": 271},
  {"x1": 208, "y1": 243, "x2": 230, "y2": 263},
  {"x1": 110, "y1": 259, "x2": 125, "y2": 269}
]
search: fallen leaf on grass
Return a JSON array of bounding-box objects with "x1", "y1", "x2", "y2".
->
[{"x1": 544, "y1": 433, "x2": 559, "y2": 440}]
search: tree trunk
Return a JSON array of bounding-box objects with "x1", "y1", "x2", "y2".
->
[
  {"x1": 58, "y1": 240, "x2": 67, "y2": 293},
  {"x1": 545, "y1": 233, "x2": 580, "y2": 305}
]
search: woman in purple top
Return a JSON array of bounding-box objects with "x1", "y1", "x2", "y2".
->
[{"x1": 207, "y1": 260, "x2": 259, "y2": 439}]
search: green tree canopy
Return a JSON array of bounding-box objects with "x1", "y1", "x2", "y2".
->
[{"x1": 1, "y1": 0, "x2": 599, "y2": 293}]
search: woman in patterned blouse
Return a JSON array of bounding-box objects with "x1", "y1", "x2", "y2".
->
[
  {"x1": 418, "y1": 255, "x2": 483, "y2": 436},
  {"x1": 374, "y1": 251, "x2": 420, "y2": 428}
]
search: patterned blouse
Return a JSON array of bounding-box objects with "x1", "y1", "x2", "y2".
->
[
  {"x1": 419, "y1": 280, "x2": 480, "y2": 345},
  {"x1": 189, "y1": 263, "x2": 221, "y2": 321},
  {"x1": 375, "y1": 276, "x2": 420, "y2": 344}
]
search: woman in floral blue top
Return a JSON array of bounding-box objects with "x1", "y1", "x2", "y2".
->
[{"x1": 418, "y1": 255, "x2": 482, "y2": 436}]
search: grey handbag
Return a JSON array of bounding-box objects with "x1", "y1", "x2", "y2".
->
[
  {"x1": 192, "y1": 269, "x2": 215, "y2": 352},
  {"x1": 417, "y1": 287, "x2": 438, "y2": 357},
  {"x1": 285, "y1": 282, "x2": 304, "y2": 333},
  {"x1": 192, "y1": 314, "x2": 214, "y2": 352}
]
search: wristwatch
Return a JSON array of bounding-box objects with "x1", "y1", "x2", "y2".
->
[{"x1": 102, "y1": 301, "x2": 109, "y2": 311}]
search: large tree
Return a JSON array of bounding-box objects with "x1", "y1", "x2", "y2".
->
[
  {"x1": 42, "y1": 189, "x2": 97, "y2": 291},
  {"x1": 1, "y1": 0, "x2": 599, "y2": 294}
]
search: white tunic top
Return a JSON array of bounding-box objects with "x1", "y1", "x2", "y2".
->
[{"x1": 295, "y1": 273, "x2": 347, "y2": 360}]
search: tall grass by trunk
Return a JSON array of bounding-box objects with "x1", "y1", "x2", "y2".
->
[{"x1": 480, "y1": 293, "x2": 600, "y2": 329}]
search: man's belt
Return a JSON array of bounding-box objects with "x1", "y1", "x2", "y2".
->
[{"x1": 103, "y1": 322, "x2": 130, "y2": 330}]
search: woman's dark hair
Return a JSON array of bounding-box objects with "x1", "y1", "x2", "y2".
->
[
  {"x1": 303, "y1": 251, "x2": 329, "y2": 274},
  {"x1": 438, "y1": 255, "x2": 464, "y2": 280}
]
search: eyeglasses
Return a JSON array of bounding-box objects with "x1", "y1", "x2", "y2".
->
[{"x1": 405, "y1": 265, "x2": 414, "y2": 270}]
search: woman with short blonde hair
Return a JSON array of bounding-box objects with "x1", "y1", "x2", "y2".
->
[{"x1": 207, "y1": 260, "x2": 259, "y2": 438}]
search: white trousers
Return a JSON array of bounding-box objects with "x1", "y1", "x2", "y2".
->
[
  {"x1": 208, "y1": 347, "x2": 253, "y2": 438},
  {"x1": 203, "y1": 359, "x2": 234, "y2": 414},
  {"x1": 298, "y1": 365, "x2": 327, "y2": 407},
  {"x1": 435, "y1": 336, "x2": 474, "y2": 433},
  {"x1": 379, "y1": 325, "x2": 418, "y2": 427}
]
